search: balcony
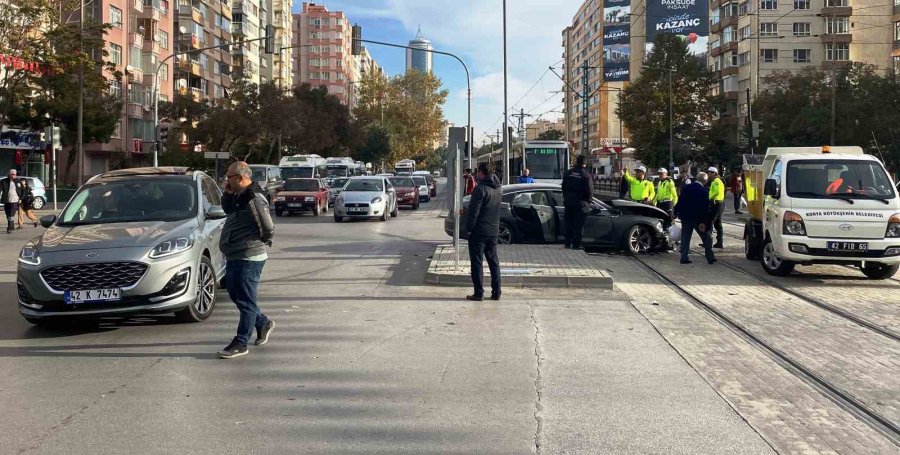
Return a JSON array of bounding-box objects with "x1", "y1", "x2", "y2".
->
[
  {"x1": 131, "y1": 0, "x2": 142, "y2": 13},
  {"x1": 820, "y1": 33, "x2": 852, "y2": 44},
  {"x1": 177, "y1": 59, "x2": 202, "y2": 76},
  {"x1": 232, "y1": 21, "x2": 246, "y2": 37},
  {"x1": 126, "y1": 102, "x2": 146, "y2": 118},
  {"x1": 718, "y1": 66, "x2": 739, "y2": 78},
  {"x1": 190, "y1": 87, "x2": 202, "y2": 102},
  {"x1": 179, "y1": 33, "x2": 201, "y2": 49},
  {"x1": 710, "y1": 41, "x2": 737, "y2": 57},
  {"x1": 821, "y1": 6, "x2": 852, "y2": 16},
  {"x1": 129, "y1": 32, "x2": 144, "y2": 49}
]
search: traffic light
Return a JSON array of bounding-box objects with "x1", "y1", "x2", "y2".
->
[
  {"x1": 158, "y1": 120, "x2": 170, "y2": 142},
  {"x1": 352, "y1": 24, "x2": 362, "y2": 56},
  {"x1": 264, "y1": 24, "x2": 275, "y2": 54}
]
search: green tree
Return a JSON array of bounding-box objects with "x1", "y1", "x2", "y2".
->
[
  {"x1": 537, "y1": 129, "x2": 564, "y2": 141},
  {"x1": 358, "y1": 124, "x2": 392, "y2": 167},
  {"x1": 617, "y1": 34, "x2": 718, "y2": 167},
  {"x1": 0, "y1": 0, "x2": 57, "y2": 130}
]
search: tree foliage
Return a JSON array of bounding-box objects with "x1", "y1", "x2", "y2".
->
[
  {"x1": 617, "y1": 34, "x2": 719, "y2": 167},
  {"x1": 537, "y1": 129, "x2": 564, "y2": 141},
  {"x1": 753, "y1": 65, "x2": 900, "y2": 171}
]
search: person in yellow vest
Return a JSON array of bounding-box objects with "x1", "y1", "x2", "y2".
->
[
  {"x1": 622, "y1": 166, "x2": 655, "y2": 204},
  {"x1": 707, "y1": 166, "x2": 726, "y2": 248},
  {"x1": 653, "y1": 168, "x2": 678, "y2": 217}
]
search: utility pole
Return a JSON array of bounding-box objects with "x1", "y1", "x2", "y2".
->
[
  {"x1": 829, "y1": 12, "x2": 837, "y2": 146},
  {"x1": 77, "y1": 0, "x2": 84, "y2": 184},
  {"x1": 581, "y1": 60, "x2": 589, "y2": 157},
  {"x1": 511, "y1": 108, "x2": 532, "y2": 170},
  {"x1": 502, "y1": 0, "x2": 510, "y2": 184},
  {"x1": 668, "y1": 68, "x2": 674, "y2": 171}
]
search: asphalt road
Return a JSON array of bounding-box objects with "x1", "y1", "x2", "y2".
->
[{"x1": 0, "y1": 181, "x2": 773, "y2": 454}]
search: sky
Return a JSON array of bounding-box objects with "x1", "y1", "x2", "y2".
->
[{"x1": 291, "y1": 0, "x2": 584, "y2": 147}]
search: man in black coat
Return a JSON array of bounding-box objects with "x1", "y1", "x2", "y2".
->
[
  {"x1": 0, "y1": 169, "x2": 23, "y2": 234},
  {"x1": 561, "y1": 155, "x2": 594, "y2": 249},
  {"x1": 464, "y1": 162, "x2": 502, "y2": 302}
]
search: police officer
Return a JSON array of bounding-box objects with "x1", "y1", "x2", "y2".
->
[
  {"x1": 707, "y1": 166, "x2": 725, "y2": 248},
  {"x1": 654, "y1": 168, "x2": 678, "y2": 217},
  {"x1": 562, "y1": 155, "x2": 593, "y2": 249},
  {"x1": 622, "y1": 165, "x2": 655, "y2": 204}
]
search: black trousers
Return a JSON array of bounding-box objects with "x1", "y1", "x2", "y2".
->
[
  {"x1": 564, "y1": 206, "x2": 587, "y2": 248},
  {"x1": 656, "y1": 200, "x2": 674, "y2": 218},
  {"x1": 733, "y1": 191, "x2": 742, "y2": 212},
  {"x1": 469, "y1": 235, "x2": 501, "y2": 297},
  {"x1": 4, "y1": 202, "x2": 19, "y2": 231},
  {"x1": 711, "y1": 201, "x2": 724, "y2": 245}
]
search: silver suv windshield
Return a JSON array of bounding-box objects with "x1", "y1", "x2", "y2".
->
[{"x1": 59, "y1": 179, "x2": 198, "y2": 226}]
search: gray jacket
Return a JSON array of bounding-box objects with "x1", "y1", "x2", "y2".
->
[{"x1": 220, "y1": 183, "x2": 275, "y2": 260}]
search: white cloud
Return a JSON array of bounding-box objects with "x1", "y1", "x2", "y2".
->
[{"x1": 366, "y1": 0, "x2": 580, "y2": 140}]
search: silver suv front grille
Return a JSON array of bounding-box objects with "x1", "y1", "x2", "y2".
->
[{"x1": 40, "y1": 262, "x2": 148, "y2": 292}]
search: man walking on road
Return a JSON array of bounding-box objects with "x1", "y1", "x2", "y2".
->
[
  {"x1": 653, "y1": 168, "x2": 678, "y2": 218},
  {"x1": 0, "y1": 169, "x2": 23, "y2": 234},
  {"x1": 707, "y1": 166, "x2": 726, "y2": 248},
  {"x1": 464, "y1": 163, "x2": 502, "y2": 302},
  {"x1": 674, "y1": 172, "x2": 716, "y2": 264},
  {"x1": 561, "y1": 155, "x2": 593, "y2": 249},
  {"x1": 218, "y1": 161, "x2": 276, "y2": 359}
]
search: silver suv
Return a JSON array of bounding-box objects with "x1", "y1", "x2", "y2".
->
[{"x1": 17, "y1": 167, "x2": 227, "y2": 325}]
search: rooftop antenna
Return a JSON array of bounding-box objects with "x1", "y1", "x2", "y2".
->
[{"x1": 415, "y1": 26, "x2": 423, "y2": 39}]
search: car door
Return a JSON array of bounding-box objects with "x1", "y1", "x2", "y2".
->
[
  {"x1": 510, "y1": 191, "x2": 556, "y2": 243},
  {"x1": 318, "y1": 180, "x2": 328, "y2": 206},
  {"x1": 200, "y1": 177, "x2": 226, "y2": 273},
  {"x1": 582, "y1": 202, "x2": 615, "y2": 246}
]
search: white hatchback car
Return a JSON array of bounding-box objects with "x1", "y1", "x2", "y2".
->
[{"x1": 333, "y1": 176, "x2": 398, "y2": 222}]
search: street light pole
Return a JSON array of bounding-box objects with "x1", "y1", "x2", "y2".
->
[
  {"x1": 352, "y1": 37, "x2": 472, "y2": 267},
  {"x1": 668, "y1": 68, "x2": 674, "y2": 171},
  {"x1": 502, "y1": 0, "x2": 510, "y2": 185},
  {"x1": 77, "y1": 0, "x2": 84, "y2": 185}
]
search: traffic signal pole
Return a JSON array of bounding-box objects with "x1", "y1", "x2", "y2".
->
[{"x1": 152, "y1": 30, "x2": 274, "y2": 166}]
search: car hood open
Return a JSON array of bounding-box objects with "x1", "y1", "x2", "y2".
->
[{"x1": 36, "y1": 219, "x2": 199, "y2": 253}]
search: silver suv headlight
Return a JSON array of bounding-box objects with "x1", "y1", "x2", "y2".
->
[
  {"x1": 19, "y1": 242, "x2": 40, "y2": 265},
  {"x1": 149, "y1": 235, "x2": 195, "y2": 258}
]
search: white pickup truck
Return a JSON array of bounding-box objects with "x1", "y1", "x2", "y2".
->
[{"x1": 743, "y1": 146, "x2": 900, "y2": 279}]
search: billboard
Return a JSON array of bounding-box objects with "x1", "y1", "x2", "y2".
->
[
  {"x1": 602, "y1": 0, "x2": 631, "y2": 82},
  {"x1": 645, "y1": 0, "x2": 709, "y2": 56}
]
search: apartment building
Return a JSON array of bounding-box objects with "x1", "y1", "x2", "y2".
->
[
  {"x1": 525, "y1": 118, "x2": 566, "y2": 141},
  {"x1": 76, "y1": 0, "x2": 174, "y2": 177},
  {"x1": 708, "y1": 0, "x2": 896, "y2": 144},
  {"x1": 269, "y1": 0, "x2": 293, "y2": 87},
  {"x1": 562, "y1": 0, "x2": 628, "y2": 157},
  {"x1": 292, "y1": 2, "x2": 363, "y2": 106},
  {"x1": 173, "y1": 0, "x2": 233, "y2": 104},
  {"x1": 232, "y1": 0, "x2": 262, "y2": 85},
  {"x1": 357, "y1": 46, "x2": 383, "y2": 79}
]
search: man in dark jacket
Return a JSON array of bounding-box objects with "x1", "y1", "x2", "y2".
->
[
  {"x1": 217, "y1": 161, "x2": 277, "y2": 359},
  {"x1": 561, "y1": 155, "x2": 593, "y2": 249},
  {"x1": 0, "y1": 169, "x2": 23, "y2": 234},
  {"x1": 674, "y1": 172, "x2": 716, "y2": 265},
  {"x1": 464, "y1": 162, "x2": 502, "y2": 301}
]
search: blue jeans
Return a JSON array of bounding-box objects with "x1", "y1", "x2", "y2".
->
[
  {"x1": 225, "y1": 260, "x2": 269, "y2": 346},
  {"x1": 680, "y1": 219, "x2": 715, "y2": 263}
]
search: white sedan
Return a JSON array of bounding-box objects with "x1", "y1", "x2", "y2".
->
[{"x1": 333, "y1": 176, "x2": 399, "y2": 222}]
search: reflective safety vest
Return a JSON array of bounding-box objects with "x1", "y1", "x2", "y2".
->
[
  {"x1": 654, "y1": 178, "x2": 678, "y2": 205},
  {"x1": 623, "y1": 171, "x2": 652, "y2": 202},
  {"x1": 709, "y1": 177, "x2": 725, "y2": 202}
]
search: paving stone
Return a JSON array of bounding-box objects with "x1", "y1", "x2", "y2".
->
[{"x1": 601, "y1": 256, "x2": 898, "y2": 455}]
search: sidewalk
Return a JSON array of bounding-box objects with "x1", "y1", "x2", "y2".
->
[{"x1": 426, "y1": 244, "x2": 613, "y2": 288}]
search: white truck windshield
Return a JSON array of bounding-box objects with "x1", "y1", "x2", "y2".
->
[{"x1": 786, "y1": 160, "x2": 895, "y2": 199}]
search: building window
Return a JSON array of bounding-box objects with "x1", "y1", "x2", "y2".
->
[
  {"x1": 723, "y1": 26, "x2": 734, "y2": 44},
  {"x1": 729, "y1": 50, "x2": 738, "y2": 67},
  {"x1": 793, "y1": 48, "x2": 811, "y2": 63},
  {"x1": 710, "y1": 38, "x2": 720, "y2": 50},
  {"x1": 160, "y1": 62, "x2": 168, "y2": 81},
  {"x1": 199, "y1": 53, "x2": 208, "y2": 69},
  {"x1": 738, "y1": 51, "x2": 751, "y2": 66},
  {"x1": 894, "y1": 56, "x2": 900, "y2": 74},
  {"x1": 156, "y1": 29, "x2": 168, "y2": 49},
  {"x1": 793, "y1": 22, "x2": 810, "y2": 36},
  {"x1": 739, "y1": 1, "x2": 750, "y2": 14},
  {"x1": 761, "y1": 0, "x2": 777, "y2": 9},
  {"x1": 710, "y1": 8, "x2": 720, "y2": 25},
  {"x1": 826, "y1": 0, "x2": 847, "y2": 6},
  {"x1": 722, "y1": 75, "x2": 738, "y2": 92},
  {"x1": 761, "y1": 49, "x2": 778, "y2": 63},
  {"x1": 895, "y1": 21, "x2": 900, "y2": 40},
  {"x1": 213, "y1": 59, "x2": 220, "y2": 74},
  {"x1": 760, "y1": 22, "x2": 777, "y2": 37},
  {"x1": 825, "y1": 17, "x2": 849, "y2": 34},
  {"x1": 109, "y1": 43, "x2": 122, "y2": 65},
  {"x1": 722, "y1": 2, "x2": 739, "y2": 17},
  {"x1": 110, "y1": 6, "x2": 123, "y2": 27},
  {"x1": 740, "y1": 25, "x2": 751, "y2": 40},
  {"x1": 825, "y1": 43, "x2": 849, "y2": 61},
  {"x1": 793, "y1": 0, "x2": 810, "y2": 9},
  {"x1": 109, "y1": 80, "x2": 121, "y2": 98}
]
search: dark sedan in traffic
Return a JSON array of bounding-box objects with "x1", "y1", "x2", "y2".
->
[{"x1": 444, "y1": 183, "x2": 671, "y2": 254}]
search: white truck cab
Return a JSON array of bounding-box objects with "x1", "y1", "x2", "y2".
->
[{"x1": 743, "y1": 146, "x2": 900, "y2": 279}]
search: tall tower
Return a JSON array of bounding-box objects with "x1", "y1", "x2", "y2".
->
[{"x1": 405, "y1": 27, "x2": 432, "y2": 74}]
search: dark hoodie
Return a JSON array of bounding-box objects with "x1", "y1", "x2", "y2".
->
[
  {"x1": 221, "y1": 182, "x2": 275, "y2": 260},
  {"x1": 464, "y1": 173, "x2": 502, "y2": 238}
]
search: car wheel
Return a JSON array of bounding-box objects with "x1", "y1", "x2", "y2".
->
[
  {"x1": 498, "y1": 222, "x2": 516, "y2": 245},
  {"x1": 175, "y1": 255, "x2": 217, "y2": 323},
  {"x1": 334, "y1": 215, "x2": 343, "y2": 223},
  {"x1": 313, "y1": 203, "x2": 320, "y2": 216},
  {"x1": 760, "y1": 237, "x2": 795, "y2": 276},
  {"x1": 625, "y1": 224, "x2": 654, "y2": 255},
  {"x1": 860, "y1": 263, "x2": 899, "y2": 280},
  {"x1": 380, "y1": 210, "x2": 388, "y2": 222},
  {"x1": 391, "y1": 202, "x2": 399, "y2": 217},
  {"x1": 275, "y1": 209, "x2": 283, "y2": 217},
  {"x1": 33, "y1": 196, "x2": 45, "y2": 210}
]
